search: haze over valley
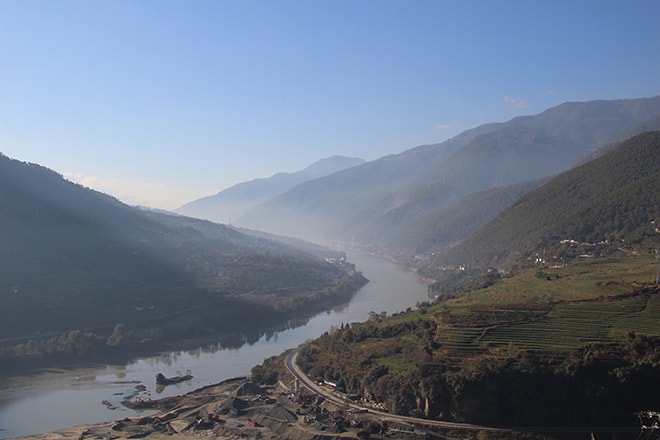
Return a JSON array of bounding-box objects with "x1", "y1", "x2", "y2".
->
[
  {"x1": 2, "y1": 1, "x2": 660, "y2": 438},
  {"x1": 1, "y1": 153, "x2": 369, "y2": 367},
  {"x1": 182, "y1": 97, "x2": 660, "y2": 259}
]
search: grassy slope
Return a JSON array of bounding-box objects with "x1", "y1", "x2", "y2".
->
[
  {"x1": 296, "y1": 252, "x2": 660, "y2": 426},
  {"x1": 435, "y1": 254, "x2": 660, "y2": 354},
  {"x1": 356, "y1": 253, "x2": 659, "y2": 365}
]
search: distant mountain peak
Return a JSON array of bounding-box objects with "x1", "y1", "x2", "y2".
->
[
  {"x1": 236, "y1": 96, "x2": 660, "y2": 249},
  {"x1": 176, "y1": 155, "x2": 365, "y2": 224}
]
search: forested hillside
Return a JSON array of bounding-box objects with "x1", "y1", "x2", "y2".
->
[
  {"x1": 424, "y1": 131, "x2": 660, "y2": 278},
  {"x1": 387, "y1": 179, "x2": 547, "y2": 257},
  {"x1": 0, "y1": 154, "x2": 367, "y2": 369}
]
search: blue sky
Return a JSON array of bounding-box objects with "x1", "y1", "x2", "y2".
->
[{"x1": 2, "y1": 0, "x2": 659, "y2": 209}]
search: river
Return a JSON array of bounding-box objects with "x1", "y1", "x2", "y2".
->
[{"x1": 0, "y1": 252, "x2": 430, "y2": 439}]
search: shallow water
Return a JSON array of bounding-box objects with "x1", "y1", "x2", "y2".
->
[{"x1": 0, "y1": 251, "x2": 430, "y2": 439}]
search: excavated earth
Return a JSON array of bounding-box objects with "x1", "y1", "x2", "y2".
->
[{"x1": 14, "y1": 377, "x2": 386, "y2": 440}]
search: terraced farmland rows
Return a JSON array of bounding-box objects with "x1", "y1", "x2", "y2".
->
[
  {"x1": 480, "y1": 295, "x2": 649, "y2": 350},
  {"x1": 611, "y1": 293, "x2": 660, "y2": 336},
  {"x1": 434, "y1": 327, "x2": 482, "y2": 354}
]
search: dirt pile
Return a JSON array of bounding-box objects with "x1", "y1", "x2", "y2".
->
[{"x1": 17, "y1": 378, "x2": 369, "y2": 440}]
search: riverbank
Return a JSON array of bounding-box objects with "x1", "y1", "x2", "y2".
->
[
  {"x1": 12, "y1": 376, "x2": 371, "y2": 440},
  {"x1": 0, "y1": 269, "x2": 368, "y2": 377},
  {"x1": 10, "y1": 373, "x2": 595, "y2": 440},
  {"x1": 0, "y1": 251, "x2": 432, "y2": 439}
]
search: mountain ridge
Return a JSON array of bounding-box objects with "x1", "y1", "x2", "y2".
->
[
  {"x1": 0, "y1": 153, "x2": 365, "y2": 357},
  {"x1": 176, "y1": 155, "x2": 365, "y2": 223},
  {"x1": 237, "y1": 96, "x2": 660, "y2": 254},
  {"x1": 420, "y1": 130, "x2": 660, "y2": 284}
]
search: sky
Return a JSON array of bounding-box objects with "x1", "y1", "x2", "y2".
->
[{"x1": 1, "y1": 0, "x2": 659, "y2": 210}]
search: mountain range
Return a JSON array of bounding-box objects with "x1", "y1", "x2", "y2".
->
[
  {"x1": 0, "y1": 154, "x2": 356, "y2": 343},
  {"x1": 286, "y1": 130, "x2": 660, "y2": 430},
  {"x1": 226, "y1": 97, "x2": 660, "y2": 260},
  {"x1": 3, "y1": 95, "x2": 660, "y2": 373},
  {"x1": 177, "y1": 155, "x2": 365, "y2": 223},
  {"x1": 428, "y1": 130, "x2": 660, "y2": 273}
]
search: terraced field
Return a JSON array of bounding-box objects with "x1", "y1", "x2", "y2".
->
[
  {"x1": 432, "y1": 254, "x2": 660, "y2": 355},
  {"x1": 480, "y1": 295, "x2": 648, "y2": 350},
  {"x1": 610, "y1": 293, "x2": 660, "y2": 336},
  {"x1": 434, "y1": 327, "x2": 483, "y2": 353},
  {"x1": 296, "y1": 251, "x2": 660, "y2": 429}
]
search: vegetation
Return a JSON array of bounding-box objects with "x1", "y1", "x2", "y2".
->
[
  {"x1": 250, "y1": 355, "x2": 281, "y2": 385},
  {"x1": 388, "y1": 179, "x2": 546, "y2": 256},
  {"x1": 295, "y1": 253, "x2": 660, "y2": 427},
  {"x1": 424, "y1": 131, "x2": 660, "y2": 275},
  {"x1": 0, "y1": 154, "x2": 367, "y2": 371},
  {"x1": 287, "y1": 131, "x2": 660, "y2": 429},
  {"x1": 0, "y1": 268, "x2": 368, "y2": 370}
]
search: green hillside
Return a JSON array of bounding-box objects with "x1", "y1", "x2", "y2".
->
[
  {"x1": 293, "y1": 253, "x2": 660, "y2": 428},
  {"x1": 387, "y1": 179, "x2": 547, "y2": 256},
  {"x1": 425, "y1": 131, "x2": 660, "y2": 277}
]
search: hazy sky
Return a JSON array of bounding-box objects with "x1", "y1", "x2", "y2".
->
[{"x1": 2, "y1": 0, "x2": 659, "y2": 209}]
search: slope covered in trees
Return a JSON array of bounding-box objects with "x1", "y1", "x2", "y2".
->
[
  {"x1": 427, "y1": 131, "x2": 660, "y2": 276},
  {"x1": 0, "y1": 154, "x2": 367, "y2": 369},
  {"x1": 387, "y1": 179, "x2": 547, "y2": 257}
]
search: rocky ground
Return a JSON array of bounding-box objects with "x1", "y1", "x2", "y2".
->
[
  {"x1": 14, "y1": 376, "x2": 576, "y2": 440},
  {"x1": 14, "y1": 377, "x2": 389, "y2": 440}
]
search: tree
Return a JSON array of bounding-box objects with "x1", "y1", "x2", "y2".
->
[
  {"x1": 251, "y1": 358, "x2": 278, "y2": 384},
  {"x1": 66, "y1": 330, "x2": 101, "y2": 357},
  {"x1": 107, "y1": 323, "x2": 128, "y2": 346}
]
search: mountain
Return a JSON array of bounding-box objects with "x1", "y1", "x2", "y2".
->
[
  {"x1": 237, "y1": 97, "x2": 660, "y2": 254},
  {"x1": 429, "y1": 131, "x2": 660, "y2": 274},
  {"x1": 176, "y1": 155, "x2": 365, "y2": 224},
  {"x1": 0, "y1": 154, "x2": 364, "y2": 348},
  {"x1": 282, "y1": 128, "x2": 660, "y2": 426},
  {"x1": 386, "y1": 178, "x2": 549, "y2": 257},
  {"x1": 281, "y1": 131, "x2": 660, "y2": 424}
]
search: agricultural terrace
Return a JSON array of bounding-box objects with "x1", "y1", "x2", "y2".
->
[{"x1": 432, "y1": 254, "x2": 660, "y2": 356}]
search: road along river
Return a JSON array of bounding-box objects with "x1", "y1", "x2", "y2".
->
[
  {"x1": 284, "y1": 348, "x2": 501, "y2": 433},
  {"x1": 0, "y1": 251, "x2": 431, "y2": 439}
]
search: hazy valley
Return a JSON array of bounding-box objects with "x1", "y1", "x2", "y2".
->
[
  {"x1": 2, "y1": 96, "x2": 660, "y2": 439},
  {"x1": 0, "y1": 154, "x2": 367, "y2": 371}
]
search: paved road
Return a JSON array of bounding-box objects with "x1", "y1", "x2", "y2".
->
[{"x1": 285, "y1": 347, "x2": 501, "y2": 432}]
